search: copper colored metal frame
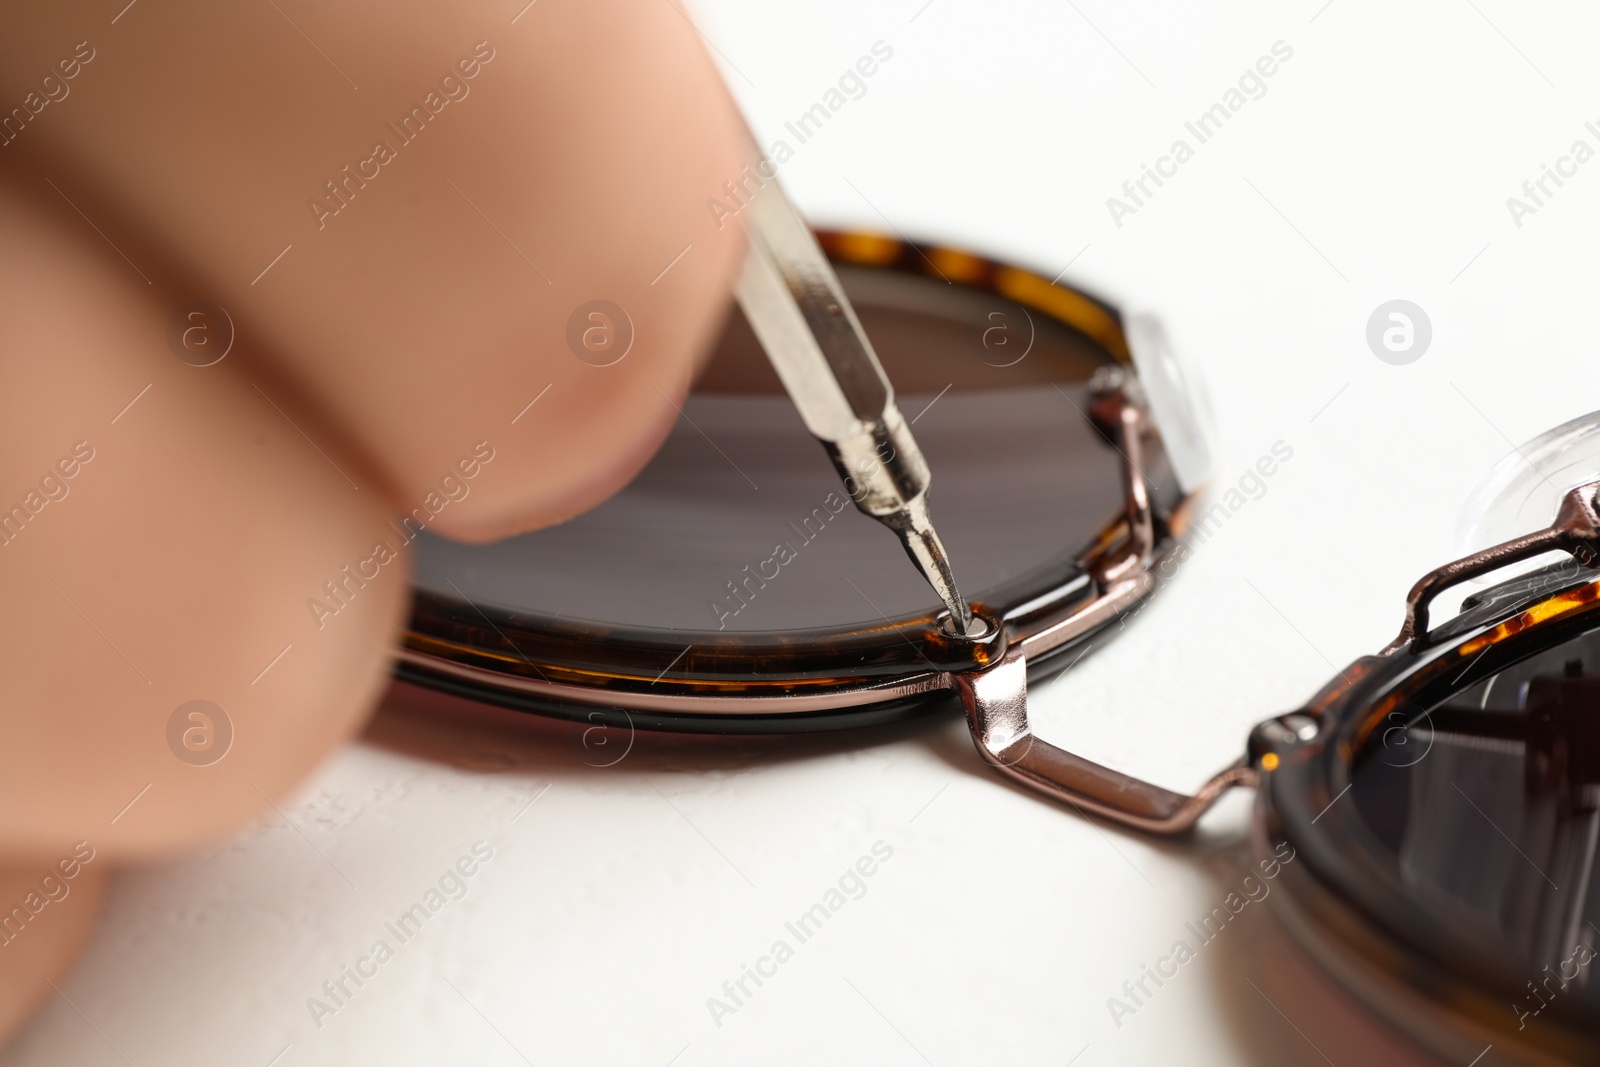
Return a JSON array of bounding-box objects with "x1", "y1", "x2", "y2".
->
[
  {"x1": 398, "y1": 231, "x2": 1204, "y2": 744},
  {"x1": 1384, "y1": 481, "x2": 1600, "y2": 652}
]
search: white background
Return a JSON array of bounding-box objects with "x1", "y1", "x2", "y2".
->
[{"x1": 9, "y1": 0, "x2": 1600, "y2": 1064}]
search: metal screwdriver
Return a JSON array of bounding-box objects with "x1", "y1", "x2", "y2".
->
[{"x1": 734, "y1": 172, "x2": 976, "y2": 636}]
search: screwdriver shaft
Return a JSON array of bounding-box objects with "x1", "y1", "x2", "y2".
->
[{"x1": 734, "y1": 174, "x2": 974, "y2": 632}]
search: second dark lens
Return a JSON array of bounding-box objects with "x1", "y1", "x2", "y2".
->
[
  {"x1": 411, "y1": 266, "x2": 1127, "y2": 633},
  {"x1": 1351, "y1": 619, "x2": 1600, "y2": 994}
]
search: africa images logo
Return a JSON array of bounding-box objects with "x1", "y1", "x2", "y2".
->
[
  {"x1": 1106, "y1": 41, "x2": 1294, "y2": 228},
  {"x1": 705, "y1": 842, "x2": 895, "y2": 1028}
]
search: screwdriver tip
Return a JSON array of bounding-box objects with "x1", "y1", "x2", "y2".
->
[{"x1": 883, "y1": 496, "x2": 976, "y2": 636}]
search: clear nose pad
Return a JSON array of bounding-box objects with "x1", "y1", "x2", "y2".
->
[
  {"x1": 1123, "y1": 311, "x2": 1215, "y2": 493},
  {"x1": 1455, "y1": 410, "x2": 1600, "y2": 570}
]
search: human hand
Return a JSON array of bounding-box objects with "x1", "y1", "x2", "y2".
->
[{"x1": 0, "y1": 0, "x2": 744, "y2": 1041}]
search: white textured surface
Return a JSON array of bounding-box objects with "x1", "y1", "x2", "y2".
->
[{"x1": 10, "y1": 1, "x2": 1600, "y2": 1064}]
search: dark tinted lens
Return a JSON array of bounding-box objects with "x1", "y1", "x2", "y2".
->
[
  {"x1": 1352, "y1": 620, "x2": 1600, "y2": 988},
  {"x1": 412, "y1": 265, "x2": 1127, "y2": 632}
]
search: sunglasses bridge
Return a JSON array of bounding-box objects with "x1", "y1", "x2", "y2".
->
[{"x1": 953, "y1": 471, "x2": 1600, "y2": 835}]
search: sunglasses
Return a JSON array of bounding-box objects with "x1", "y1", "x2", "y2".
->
[
  {"x1": 400, "y1": 229, "x2": 1205, "y2": 734},
  {"x1": 397, "y1": 229, "x2": 1600, "y2": 1063}
]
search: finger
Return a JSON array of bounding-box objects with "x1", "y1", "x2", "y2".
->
[
  {"x1": 0, "y1": 182, "x2": 409, "y2": 858},
  {"x1": 0, "y1": 860, "x2": 106, "y2": 1042},
  {"x1": 1, "y1": 0, "x2": 749, "y2": 541}
]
